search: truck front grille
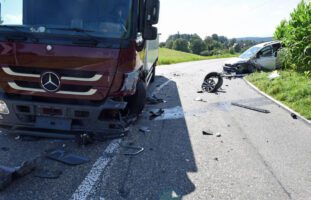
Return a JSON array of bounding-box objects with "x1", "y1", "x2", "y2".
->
[{"x1": 1, "y1": 66, "x2": 102, "y2": 96}]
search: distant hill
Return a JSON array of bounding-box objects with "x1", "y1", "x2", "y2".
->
[{"x1": 236, "y1": 37, "x2": 273, "y2": 42}]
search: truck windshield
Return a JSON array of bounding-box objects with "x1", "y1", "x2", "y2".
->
[{"x1": 0, "y1": 0, "x2": 132, "y2": 39}]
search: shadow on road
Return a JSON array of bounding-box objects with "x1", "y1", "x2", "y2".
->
[{"x1": 99, "y1": 75, "x2": 198, "y2": 200}]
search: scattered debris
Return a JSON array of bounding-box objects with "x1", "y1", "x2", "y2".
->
[
  {"x1": 197, "y1": 90, "x2": 204, "y2": 94},
  {"x1": 75, "y1": 133, "x2": 94, "y2": 145},
  {"x1": 46, "y1": 150, "x2": 90, "y2": 166},
  {"x1": 268, "y1": 71, "x2": 280, "y2": 80},
  {"x1": 227, "y1": 124, "x2": 231, "y2": 128},
  {"x1": 146, "y1": 95, "x2": 165, "y2": 105},
  {"x1": 216, "y1": 133, "x2": 222, "y2": 138},
  {"x1": 173, "y1": 73, "x2": 181, "y2": 77},
  {"x1": 291, "y1": 113, "x2": 298, "y2": 120},
  {"x1": 0, "y1": 158, "x2": 37, "y2": 191},
  {"x1": 202, "y1": 131, "x2": 213, "y2": 136},
  {"x1": 34, "y1": 169, "x2": 62, "y2": 179},
  {"x1": 214, "y1": 157, "x2": 219, "y2": 161},
  {"x1": 231, "y1": 102, "x2": 271, "y2": 114},
  {"x1": 121, "y1": 145, "x2": 144, "y2": 156},
  {"x1": 149, "y1": 109, "x2": 165, "y2": 120},
  {"x1": 194, "y1": 97, "x2": 206, "y2": 102},
  {"x1": 139, "y1": 126, "x2": 151, "y2": 134},
  {"x1": 14, "y1": 136, "x2": 20, "y2": 140}
]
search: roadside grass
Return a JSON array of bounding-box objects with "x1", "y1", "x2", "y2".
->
[
  {"x1": 246, "y1": 71, "x2": 311, "y2": 120},
  {"x1": 158, "y1": 48, "x2": 238, "y2": 65}
]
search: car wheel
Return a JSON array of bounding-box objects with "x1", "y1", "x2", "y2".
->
[
  {"x1": 124, "y1": 80, "x2": 147, "y2": 116},
  {"x1": 247, "y1": 64, "x2": 256, "y2": 73},
  {"x1": 202, "y1": 72, "x2": 223, "y2": 93}
]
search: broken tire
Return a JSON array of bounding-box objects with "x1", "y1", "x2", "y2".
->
[
  {"x1": 125, "y1": 80, "x2": 147, "y2": 116},
  {"x1": 202, "y1": 72, "x2": 223, "y2": 93}
]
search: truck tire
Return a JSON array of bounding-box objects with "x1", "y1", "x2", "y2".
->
[
  {"x1": 150, "y1": 66, "x2": 156, "y2": 83},
  {"x1": 125, "y1": 80, "x2": 147, "y2": 116}
]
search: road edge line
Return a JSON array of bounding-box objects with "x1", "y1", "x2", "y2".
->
[
  {"x1": 243, "y1": 78, "x2": 311, "y2": 126},
  {"x1": 69, "y1": 139, "x2": 122, "y2": 200}
]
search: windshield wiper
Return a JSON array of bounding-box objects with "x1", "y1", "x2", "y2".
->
[
  {"x1": 0, "y1": 25, "x2": 29, "y2": 41},
  {"x1": 0, "y1": 25, "x2": 27, "y2": 33},
  {"x1": 47, "y1": 27, "x2": 99, "y2": 46},
  {"x1": 49, "y1": 27, "x2": 99, "y2": 42}
]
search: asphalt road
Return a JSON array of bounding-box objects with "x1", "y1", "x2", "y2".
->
[{"x1": 1, "y1": 58, "x2": 311, "y2": 200}]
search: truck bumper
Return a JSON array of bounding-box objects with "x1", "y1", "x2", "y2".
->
[{"x1": 0, "y1": 93, "x2": 129, "y2": 139}]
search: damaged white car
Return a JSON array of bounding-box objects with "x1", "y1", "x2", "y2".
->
[{"x1": 223, "y1": 41, "x2": 282, "y2": 74}]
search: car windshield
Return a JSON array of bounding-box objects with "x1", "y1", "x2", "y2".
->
[
  {"x1": 0, "y1": 0, "x2": 132, "y2": 39},
  {"x1": 239, "y1": 46, "x2": 261, "y2": 59}
]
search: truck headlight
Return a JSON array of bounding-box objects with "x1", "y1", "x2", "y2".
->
[{"x1": 0, "y1": 100, "x2": 9, "y2": 115}]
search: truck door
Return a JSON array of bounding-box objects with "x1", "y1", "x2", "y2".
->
[{"x1": 255, "y1": 46, "x2": 276, "y2": 70}]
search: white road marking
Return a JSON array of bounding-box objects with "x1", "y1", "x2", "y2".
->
[
  {"x1": 151, "y1": 80, "x2": 172, "y2": 96},
  {"x1": 69, "y1": 139, "x2": 122, "y2": 200}
]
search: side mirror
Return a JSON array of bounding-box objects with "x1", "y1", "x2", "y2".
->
[
  {"x1": 142, "y1": 0, "x2": 160, "y2": 40},
  {"x1": 256, "y1": 53, "x2": 261, "y2": 59}
]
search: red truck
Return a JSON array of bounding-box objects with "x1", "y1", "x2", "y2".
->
[{"x1": 0, "y1": 0, "x2": 160, "y2": 139}]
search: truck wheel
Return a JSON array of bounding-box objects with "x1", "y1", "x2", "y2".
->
[
  {"x1": 150, "y1": 66, "x2": 156, "y2": 83},
  {"x1": 125, "y1": 80, "x2": 147, "y2": 116}
]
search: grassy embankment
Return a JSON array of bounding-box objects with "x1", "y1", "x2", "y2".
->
[
  {"x1": 247, "y1": 71, "x2": 311, "y2": 120},
  {"x1": 158, "y1": 48, "x2": 238, "y2": 65}
]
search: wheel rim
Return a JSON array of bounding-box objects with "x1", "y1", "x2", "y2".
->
[{"x1": 202, "y1": 78, "x2": 217, "y2": 92}]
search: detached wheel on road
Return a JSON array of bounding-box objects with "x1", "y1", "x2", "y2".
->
[
  {"x1": 202, "y1": 72, "x2": 223, "y2": 93},
  {"x1": 125, "y1": 80, "x2": 147, "y2": 116}
]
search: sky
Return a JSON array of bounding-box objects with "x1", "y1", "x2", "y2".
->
[
  {"x1": 0, "y1": 0, "x2": 303, "y2": 42},
  {"x1": 158, "y1": 0, "x2": 302, "y2": 41}
]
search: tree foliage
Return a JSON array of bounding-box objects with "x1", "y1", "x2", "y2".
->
[
  {"x1": 164, "y1": 32, "x2": 259, "y2": 56},
  {"x1": 274, "y1": 0, "x2": 311, "y2": 72},
  {"x1": 172, "y1": 38, "x2": 190, "y2": 52}
]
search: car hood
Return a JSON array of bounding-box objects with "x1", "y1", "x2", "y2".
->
[{"x1": 224, "y1": 57, "x2": 249, "y2": 66}]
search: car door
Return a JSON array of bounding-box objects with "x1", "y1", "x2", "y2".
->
[{"x1": 255, "y1": 46, "x2": 276, "y2": 70}]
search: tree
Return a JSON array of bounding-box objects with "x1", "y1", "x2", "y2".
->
[
  {"x1": 173, "y1": 38, "x2": 190, "y2": 52},
  {"x1": 274, "y1": 19, "x2": 288, "y2": 40},
  {"x1": 274, "y1": 0, "x2": 311, "y2": 71},
  {"x1": 212, "y1": 34, "x2": 219, "y2": 41},
  {"x1": 233, "y1": 43, "x2": 241, "y2": 53},
  {"x1": 165, "y1": 40, "x2": 174, "y2": 49},
  {"x1": 190, "y1": 38, "x2": 205, "y2": 55},
  {"x1": 229, "y1": 39, "x2": 237, "y2": 47},
  {"x1": 159, "y1": 42, "x2": 166, "y2": 48}
]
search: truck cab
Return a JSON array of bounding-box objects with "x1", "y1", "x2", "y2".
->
[{"x1": 0, "y1": 0, "x2": 160, "y2": 139}]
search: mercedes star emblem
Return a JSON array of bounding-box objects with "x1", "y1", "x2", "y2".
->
[{"x1": 41, "y1": 72, "x2": 61, "y2": 92}]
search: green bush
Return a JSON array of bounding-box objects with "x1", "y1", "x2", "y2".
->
[
  {"x1": 200, "y1": 50, "x2": 213, "y2": 56},
  {"x1": 274, "y1": 0, "x2": 311, "y2": 72},
  {"x1": 172, "y1": 38, "x2": 190, "y2": 53}
]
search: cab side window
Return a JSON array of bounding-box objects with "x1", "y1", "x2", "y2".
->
[{"x1": 260, "y1": 46, "x2": 273, "y2": 57}]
